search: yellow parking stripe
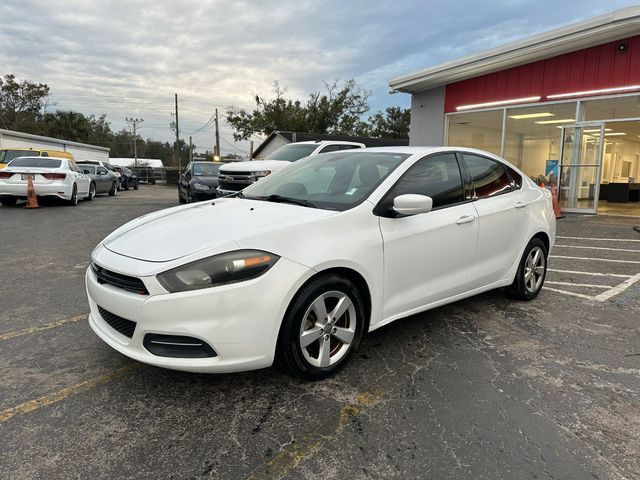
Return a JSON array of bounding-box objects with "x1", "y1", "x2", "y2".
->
[
  {"x1": 0, "y1": 364, "x2": 143, "y2": 424},
  {"x1": 0, "y1": 314, "x2": 86, "y2": 341}
]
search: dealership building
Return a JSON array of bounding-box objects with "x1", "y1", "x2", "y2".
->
[{"x1": 389, "y1": 7, "x2": 640, "y2": 215}]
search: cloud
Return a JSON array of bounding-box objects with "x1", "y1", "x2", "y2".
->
[{"x1": 0, "y1": 0, "x2": 637, "y2": 152}]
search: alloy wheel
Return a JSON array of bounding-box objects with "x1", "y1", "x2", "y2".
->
[
  {"x1": 524, "y1": 246, "x2": 545, "y2": 293},
  {"x1": 299, "y1": 291, "x2": 356, "y2": 368}
]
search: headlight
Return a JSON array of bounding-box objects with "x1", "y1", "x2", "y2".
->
[
  {"x1": 193, "y1": 183, "x2": 210, "y2": 191},
  {"x1": 252, "y1": 170, "x2": 271, "y2": 178},
  {"x1": 157, "y1": 250, "x2": 280, "y2": 292}
]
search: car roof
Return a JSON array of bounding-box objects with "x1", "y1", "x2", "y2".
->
[{"x1": 293, "y1": 140, "x2": 364, "y2": 146}]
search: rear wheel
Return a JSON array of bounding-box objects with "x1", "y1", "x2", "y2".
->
[
  {"x1": 108, "y1": 181, "x2": 118, "y2": 196},
  {"x1": 178, "y1": 188, "x2": 186, "y2": 204},
  {"x1": 68, "y1": 184, "x2": 78, "y2": 206},
  {"x1": 86, "y1": 182, "x2": 95, "y2": 201},
  {"x1": 133, "y1": 182, "x2": 139, "y2": 190},
  {"x1": 276, "y1": 274, "x2": 365, "y2": 380},
  {"x1": 506, "y1": 237, "x2": 547, "y2": 300},
  {"x1": 0, "y1": 196, "x2": 17, "y2": 207}
]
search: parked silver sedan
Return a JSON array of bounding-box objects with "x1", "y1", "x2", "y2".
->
[{"x1": 78, "y1": 164, "x2": 119, "y2": 197}]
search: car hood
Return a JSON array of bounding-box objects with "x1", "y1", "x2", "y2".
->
[
  {"x1": 219, "y1": 160, "x2": 291, "y2": 173},
  {"x1": 103, "y1": 198, "x2": 336, "y2": 262}
]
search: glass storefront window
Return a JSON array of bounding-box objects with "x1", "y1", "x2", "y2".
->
[
  {"x1": 447, "y1": 110, "x2": 503, "y2": 155},
  {"x1": 503, "y1": 102, "x2": 577, "y2": 185},
  {"x1": 582, "y1": 94, "x2": 640, "y2": 121}
]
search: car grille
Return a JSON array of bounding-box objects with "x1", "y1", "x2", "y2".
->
[
  {"x1": 98, "y1": 306, "x2": 136, "y2": 338},
  {"x1": 218, "y1": 180, "x2": 248, "y2": 191},
  {"x1": 91, "y1": 262, "x2": 148, "y2": 295},
  {"x1": 219, "y1": 171, "x2": 254, "y2": 177}
]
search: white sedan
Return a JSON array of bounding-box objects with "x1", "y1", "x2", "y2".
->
[
  {"x1": 0, "y1": 156, "x2": 94, "y2": 206},
  {"x1": 86, "y1": 147, "x2": 555, "y2": 380}
]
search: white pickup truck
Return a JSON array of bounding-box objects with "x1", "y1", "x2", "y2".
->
[{"x1": 216, "y1": 140, "x2": 365, "y2": 196}]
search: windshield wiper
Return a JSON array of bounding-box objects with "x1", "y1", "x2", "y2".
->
[{"x1": 248, "y1": 194, "x2": 316, "y2": 208}]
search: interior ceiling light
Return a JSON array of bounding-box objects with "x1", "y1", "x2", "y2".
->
[
  {"x1": 604, "y1": 132, "x2": 627, "y2": 136},
  {"x1": 508, "y1": 112, "x2": 554, "y2": 119},
  {"x1": 583, "y1": 128, "x2": 612, "y2": 133},
  {"x1": 456, "y1": 96, "x2": 541, "y2": 111},
  {"x1": 535, "y1": 118, "x2": 575, "y2": 124},
  {"x1": 547, "y1": 85, "x2": 640, "y2": 99}
]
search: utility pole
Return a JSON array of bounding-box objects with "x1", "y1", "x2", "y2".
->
[
  {"x1": 174, "y1": 93, "x2": 181, "y2": 171},
  {"x1": 189, "y1": 136, "x2": 193, "y2": 162},
  {"x1": 125, "y1": 117, "x2": 143, "y2": 168},
  {"x1": 214, "y1": 108, "x2": 220, "y2": 159},
  {"x1": 249, "y1": 141, "x2": 254, "y2": 160}
]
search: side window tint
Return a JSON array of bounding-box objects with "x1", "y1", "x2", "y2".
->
[
  {"x1": 465, "y1": 154, "x2": 513, "y2": 198},
  {"x1": 340, "y1": 145, "x2": 361, "y2": 150},
  {"x1": 381, "y1": 153, "x2": 464, "y2": 212},
  {"x1": 319, "y1": 144, "x2": 341, "y2": 153}
]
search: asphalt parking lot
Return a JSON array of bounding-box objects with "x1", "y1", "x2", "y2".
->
[{"x1": 1, "y1": 187, "x2": 639, "y2": 480}]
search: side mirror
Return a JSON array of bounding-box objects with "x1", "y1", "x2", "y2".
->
[{"x1": 392, "y1": 194, "x2": 433, "y2": 216}]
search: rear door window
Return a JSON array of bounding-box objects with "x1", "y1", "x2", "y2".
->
[{"x1": 463, "y1": 154, "x2": 513, "y2": 198}]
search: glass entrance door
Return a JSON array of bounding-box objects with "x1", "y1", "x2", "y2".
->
[{"x1": 558, "y1": 125, "x2": 604, "y2": 213}]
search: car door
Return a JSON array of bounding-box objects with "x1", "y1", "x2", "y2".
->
[
  {"x1": 461, "y1": 153, "x2": 531, "y2": 287},
  {"x1": 95, "y1": 166, "x2": 110, "y2": 193},
  {"x1": 377, "y1": 152, "x2": 479, "y2": 320}
]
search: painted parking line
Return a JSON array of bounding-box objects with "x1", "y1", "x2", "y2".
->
[
  {"x1": 0, "y1": 364, "x2": 143, "y2": 424},
  {"x1": 554, "y1": 244, "x2": 640, "y2": 253},
  {"x1": 556, "y1": 235, "x2": 640, "y2": 243},
  {"x1": 594, "y1": 271, "x2": 640, "y2": 302},
  {"x1": 547, "y1": 268, "x2": 631, "y2": 278},
  {"x1": 0, "y1": 314, "x2": 86, "y2": 341},
  {"x1": 545, "y1": 281, "x2": 612, "y2": 289},
  {"x1": 542, "y1": 286, "x2": 596, "y2": 300},
  {"x1": 550, "y1": 255, "x2": 640, "y2": 264}
]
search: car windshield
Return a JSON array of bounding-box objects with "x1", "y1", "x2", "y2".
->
[
  {"x1": 9, "y1": 157, "x2": 62, "y2": 168},
  {"x1": 193, "y1": 162, "x2": 221, "y2": 176},
  {"x1": 263, "y1": 144, "x2": 317, "y2": 162},
  {"x1": 1, "y1": 150, "x2": 35, "y2": 164},
  {"x1": 241, "y1": 151, "x2": 409, "y2": 211}
]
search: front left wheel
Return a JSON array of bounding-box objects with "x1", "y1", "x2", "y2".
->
[
  {"x1": 86, "y1": 182, "x2": 95, "y2": 201},
  {"x1": 276, "y1": 274, "x2": 365, "y2": 380}
]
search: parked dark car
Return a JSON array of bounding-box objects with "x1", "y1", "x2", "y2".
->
[
  {"x1": 178, "y1": 161, "x2": 223, "y2": 203},
  {"x1": 78, "y1": 163, "x2": 119, "y2": 196},
  {"x1": 113, "y1": 166, "x2": 138, "y2": 190}
]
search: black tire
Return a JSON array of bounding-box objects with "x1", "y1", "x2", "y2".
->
[
  {"x1": 123, "y1": 181, "x2": 129, "y2": 191},
  {"x1": 68, "y1": 184, "x2": 78, "y2": 206},
  {"x1": 276, "y1": 274, "x2": 365, "y2": 380},
  {"x1": 108, "y1": 181, "x2": 118, "y2": 196},
  {"x1": 185, "y1": 188, "x2": 191, "y2": 203},
  {"x1": 506, "y1": 237, "x2": 548, "y2": 300},
  {"x1": 86, "y1": 182, "x2": 95, "y2": 201},
  {"x1": 0, "y1": 196, "x2": 17, "y2": 207},
  {"x1": 133, "y1": 183, "x2": 138, "y2": 190},
  {"x1": 178, "y1": 189, "x2": 186, "y2": 204}
]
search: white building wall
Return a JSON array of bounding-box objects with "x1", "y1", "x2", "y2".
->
[
  {"x1": 254, "y1": 135, "x2": 290, "y2": 159},
  {"x1": 0, "y1": 129, "x2": 109, "y2": 163},
  {"x1": 409, "y1": 87, "x2": 446, "y2": 146}
]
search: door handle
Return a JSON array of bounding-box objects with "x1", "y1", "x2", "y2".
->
[
  {"x1": 455, "y1": 215, "x2": 476, "y2": 225},
  {"x1": 514, "y1": 201, "x2": 528, "y2": 208}
]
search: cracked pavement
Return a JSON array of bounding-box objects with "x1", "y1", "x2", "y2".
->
[{"x1": 0, "y1": 187, "x2": 638, "y2": 479}]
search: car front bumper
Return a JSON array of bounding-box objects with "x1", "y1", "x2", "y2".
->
[
  {"x1": 86, "y1": 255, "x2": 311, "y2": 373},
  {"x1": 189, "y1": 189, "x2": 217, "y2": 201}
]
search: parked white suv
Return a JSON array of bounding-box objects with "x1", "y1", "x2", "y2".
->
[{"x1": 217, "y1": 140, "x2": 365, "y2": 196}]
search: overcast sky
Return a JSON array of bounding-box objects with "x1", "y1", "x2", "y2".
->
[{"x1": 1, "y1": 0, "x2": 638, "y2": 155}]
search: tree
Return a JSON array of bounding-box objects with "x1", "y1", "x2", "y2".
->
[
  {"x1": 361, "y1": 107, "x2": 411, "y2": 139},
  {"x1": 43, "y1": 110, "x2": 92, "y2": 142},
  {"x1": 0, "y1": 74, "x2": 50, "y2": 133},
  {"x1": 226, "y1": 80, "x2": 370, "y2": 141}
]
